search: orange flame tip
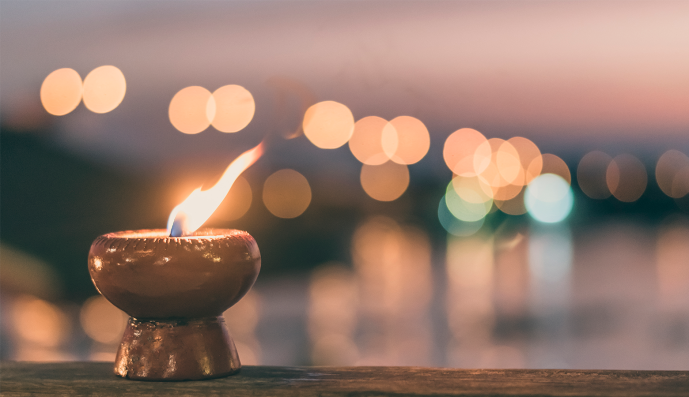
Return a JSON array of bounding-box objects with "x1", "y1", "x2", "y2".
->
[{"x1": 168, "y1": 142, "x2": 264, "y2": 237}]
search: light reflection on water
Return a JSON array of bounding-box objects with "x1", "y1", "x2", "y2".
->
[{"x1": 2, "y1": 220, "x2": 689, "y2": 369}]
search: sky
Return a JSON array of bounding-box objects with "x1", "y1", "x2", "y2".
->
[{"x1": 1, "y1": 0, "x2": 688, "y2": 173}]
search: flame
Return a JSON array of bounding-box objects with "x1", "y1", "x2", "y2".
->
[{"x1": 167, "y1": 142, "x2": 264, "y2": 237}]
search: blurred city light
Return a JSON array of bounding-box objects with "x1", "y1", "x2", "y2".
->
[
  {"x1": 475, "y1": 139, "x2": 526, "y2": 202},
  {"x1": 494, "y1": 189, "x2": 527, "y2": 216},
  {"x1": 40, "y1": 68, "x2": 82, "y2": 116},
  {"x1": 445, "y1": 180, "x2": 493, "y2": 222},
  {"x1": 387, "y1": 116, "x2": 430, "y2": 165},
  {"x1": 360, "y1": 161, "x2": 409, "y2": 202},
  {"x1": 308, "y1": 264, "x2": 359, "y2": 365},
  {"x1": 303, "y1": 100, "x2": 354, "y2": 149},
  {"x1": 525, "y1": 174, "x2": 574, "y2": 223},
  {"x1": 446, "y1": 235, "x2": 496, "y2": 367},
  {"x1": 223, "y1": 290, "x2": 262, "y2": 365},
  {"x1": 79, "y1": 295, "x2": 127, "y2": 344},
  {"x1": 82, "y1": 65, "x2": 126, "y2": 114},
  {"x1": 507, "y1": 137, "x2": 542, "y2": 186},
  {"x1": 451, "y1": 175, "x2": 493, "y2": 204},
  {"x1": 495, "y1": 140, "x2": 522, "y2": 185},
  {"x1": 11, "y1": 295, "x2": 70, "y2": 349},
  {"x1": 606, "y1": 154, "x2": 647, "y2": 203},
  {"x1": 348, "y1": 116, "x2": 398, "y2": 165},
  {"x1": 351, "y1": 217, "x2": 432, "y2": 365},
  {"x1": 210, "y1": 84, "x2": 255, "y2": 133},
  {"x1": 656, "y1": 150, "x2": 689, "y2": 199},
  {"x1": 656, "y1": 222, "x2": 689, "y2": 310},
  {"x1": 438, "y1": 195, "x2": 485, "y2": 237},
  {"x1": 443, "y1": 128, "x2": 490, "y2": 177},
  {"x1": 262, "y1": 169, "x2": 311, "y2": 218},
  {"x1": 577, "y1": 151, "x2": 613, "y2": 199},
  {"x1": 540, "y1": 154, "x2": 571, "y2": 185},
  {"x1": 168, "y1": 86, "x2": 214, "y2": 134}
]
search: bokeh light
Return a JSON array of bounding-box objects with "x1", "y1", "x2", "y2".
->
[
  {"x1": 525, "y1": 174, "x2": 573, "y2": 223},
  {"x1": 263, "y1": 169, "x2": 311, "y2": 218},
  {"x1": 210, "y1": 84, "x2": 255, "y2": 133},
  {"x1": 351, "y1": 217, "x2": 433, "y2": 365},
  {"x1": 40, "y1": 68, "x2": 82, "y2": 116},
  {"x1": 80, "y1": 295, "x2": 128, "y2": 344},
  {"x1": 476, "y1": 139, "x2": 517, "y2": 187},
  {"x1": 438, "y1": 195, "x2": 485, "y2": 236},
  {"x1": 507, "y1": 137, "x2": 542, "y2": 185},
  {"x1": 360, "y1": 161, "x2": 409, "y2": 202},
  {"x1": 656, "y1": 223, "x2": 689, "y2": 309},
  {"x1": 451, "y1": 175, "x2": 493, "y2": 204},
  {"x1": 443, "y1": 128, "x2": 490, "y2": 176},
  {"x1": 11, "y1": 295, "x2": 70, "y2": 347},
  {"x1": 495, "y1": 189, "x2": 527, "y2": 215},
  {"x1": 309, "y1": 264, "x2": 359, "y2": 365},
  {"x1": 606, "y1": 154, "x2": 647, "y2": 203},
  {"x1": 539, "y1": 154, "x2": 571, "y2": 185},
  {"x1": 348, "y1": 116, "x2": 398, "y2": 165},
  {"x1": 214, "y1": 175, "x2": 252, "y2": 221},
  {"x1": 577, "y1": 151, "x2": 613, "y2": 199},
  {"x1": 82, "y1": 65, "x2": 126, "y2": 114},
  {"x1": 223, "y1": 290, "x2": 262, "y2": 365},
  {"x1": 672, "y1": 167, "x2": 689, "y2": 199},
  {"x1": 303, "y1": 100, "x2": 354, "y2": 149},
  {"x1": 388, "y1": 116, "x2": 430, "y2": 165},
  {"x1": 472, "y1": 138, "x2": 527, "y2": 202},
  {"x1": 495, "y1": 140, "x2": 522, "y2": 185},
  {"x1": 169, "y1": 86, "x2": 214, "y2": 134},
  {"x1": 656, "y1": 150, "x2": 689, "y2": 198},
  {"x1": 445, "y1": 181, "x2": 493, "y2": 222}
]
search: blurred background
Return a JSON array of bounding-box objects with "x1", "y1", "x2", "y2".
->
[{"x1": 1, "y1": 0, "x2": 689, "y2": 369}]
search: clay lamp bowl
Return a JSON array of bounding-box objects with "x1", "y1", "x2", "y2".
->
[{"x1": 88, "y1": 228, "x2": 261, "y2": 381}]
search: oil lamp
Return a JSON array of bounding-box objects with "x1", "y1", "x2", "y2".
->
[{"x1": 88, "y1": 144, "x2": 263, "y2": 381}]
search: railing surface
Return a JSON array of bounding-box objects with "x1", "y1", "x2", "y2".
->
[{"x1": 1, "y1": 362, "x2": 688, "y2": 396}]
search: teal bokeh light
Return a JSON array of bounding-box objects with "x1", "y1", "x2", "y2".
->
[
  {"x1": 525, "y1": 174, "x2": 574, "y2": 223},
  {"x1": 438, "y1": 195, "x2": 485, "y2": 236}
]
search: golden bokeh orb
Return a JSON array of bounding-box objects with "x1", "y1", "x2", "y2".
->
[
  {"x1": 211, "y1": 84, "x2": 255, "y2": 133},
  {"x1": 40, "y1": 68, "x2": 82, "y2": 116},
  {"x1": 577, "y1": 151, "x2": 613, "y2": 199},
  {"x1": 82, "y1": 65, "x2": 126, "y2": 114},
  {"x1": 12, "y1": 295, "x2": 70, "y2": 347},
  {"x1": 263, "y1": 169, "x2": 312, "y2": 218},
  {"x1": 360, "y1": 161, "x2": 410, "y2": 202},
  {"x1": 507, "y1": 137, "x2": 542, "y2": 185},
  {"x1": 606, "y1": 154, "x2": 647, "y2": 203},
  {"x1": 80, "y1": 295, "x2": 127, "y2": 344},
  {"x1": 303, "y1": 101, "x2": 354, "y2": 149},
  {"x1": 495, "y1": 189, "x2": 528, "y2": 215},
  {"x1": 348, "y1": 116, "x2": 398, "y2": 165},
  {"x1": 539, "y1": 154, "x2": 571, "y2": 185},
  {"x1": 443, "y1": 128, "x2": 490, "y2": 177},
  {"x1": 388, "y1": 116, "x2": 430, "y2": 165},
  {"x1": 169, "y1": 86, "x2": 214, "y2": 134},
  {"x1": 656, "y1": 150, "x2": 689, "y2": 198}
]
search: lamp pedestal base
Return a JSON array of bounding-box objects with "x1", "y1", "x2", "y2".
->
[{"x1": 114, "y1": 317, "x2": 240, "y2": 381}]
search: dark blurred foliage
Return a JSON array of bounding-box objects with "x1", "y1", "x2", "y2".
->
[{"x1": 1, "y1": 129, "x2": 157, "y2": 300}]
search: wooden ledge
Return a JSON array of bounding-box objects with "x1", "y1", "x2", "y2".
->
[{"x1": 1, "y1": 362, "x2": 688, "y2": 396}]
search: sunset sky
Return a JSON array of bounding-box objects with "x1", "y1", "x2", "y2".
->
[{"x1": 2, "y1": 1, "x2": 688, "y2": 172}]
